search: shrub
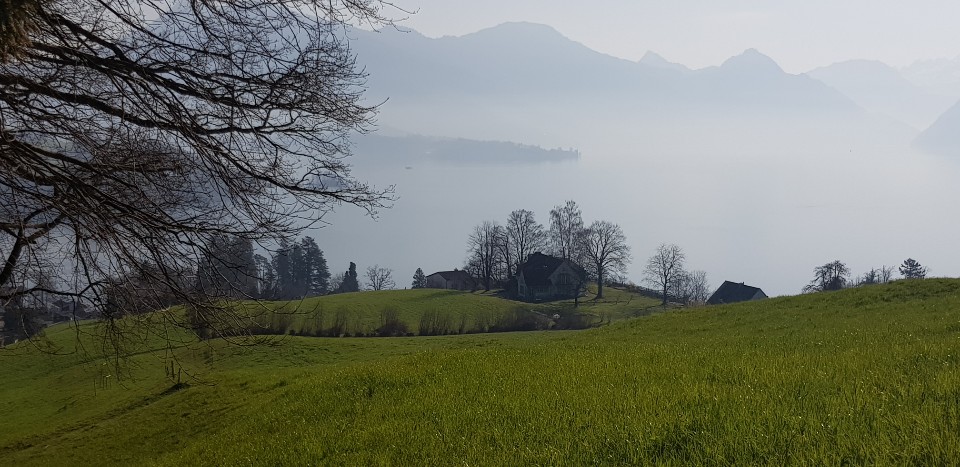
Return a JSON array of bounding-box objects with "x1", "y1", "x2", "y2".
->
[
  {"x1": 376, "y1": 307, "x2": 409, "y2": 337},
  {"x1": 419, "y1": 309, "x2": 454, "y2": 336}
]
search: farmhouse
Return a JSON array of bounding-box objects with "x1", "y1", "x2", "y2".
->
[
  {"x1": 425, "y1": 270, "x2": 476, "y2": 291},
  {"x1": 516, "y1": 252, "x2": 586, "y2": 302},
  {"x1": 707, "y1": 281, "x2": 768, "y2": 305}
]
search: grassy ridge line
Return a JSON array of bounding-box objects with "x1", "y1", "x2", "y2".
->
[
  {"x1": 1, "y1": 280, "x2": 958, "y2": 464},
  {"x1": 247, "y1": 287, "x2": 660, "y2": 336}
]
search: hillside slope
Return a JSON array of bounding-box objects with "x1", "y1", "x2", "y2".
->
[{"x1": 1, "y1": 280, "x2": 959, "y2": 465}]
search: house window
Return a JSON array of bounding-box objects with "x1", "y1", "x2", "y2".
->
[{"x1": 557, "y1": 273, "x2": 570, "y2": 285}]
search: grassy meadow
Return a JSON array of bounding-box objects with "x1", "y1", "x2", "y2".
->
[
  {"x1": 1, "y1": 280, "x2": 959, "y2": 465},
  {"x1": 247, "y1": 286, "x2": 660, "y2": 336}
]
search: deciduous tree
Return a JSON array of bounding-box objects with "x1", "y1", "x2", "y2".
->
[
  {"x1": 583, "y1": 221, "x2": 631, "y2": 299},
  {"x1": 803, "y1": 260, "x2": 850, "y2": 292},
  {"x1": 644, "y1": 244, "x2": 685, "y2": 307},
  {"x1": 365, "y1": 265, "x2": 394, "y2": 291},
  {"x1": 506, "y1": 209, "x2": 546, "y2": 275},
  {"x1": 0, "y1": 0, "x2": 397, "y2": 353},
  {"x1": 466, "y1": 221, "x2": 506, "y2": 291},
  {"x1": 548, "y1": 201, "x2": 586, "y2": 265}
]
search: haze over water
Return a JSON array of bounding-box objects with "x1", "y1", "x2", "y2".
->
[{"x1": 312, "y1": 10, "x2": 960, "y2": 296}]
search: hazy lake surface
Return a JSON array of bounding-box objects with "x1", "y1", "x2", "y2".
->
[{"x1": 318, "y1": 116, "x2": 960, "y2": 296}]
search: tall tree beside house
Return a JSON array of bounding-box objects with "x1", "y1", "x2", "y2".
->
[
  {"x1": 506, "y1": 209, "x2": 547, "y2": 276},
  {"x1": 643, "y1": 243, "x2": 686, "y2": 307},
  {"x1": 583, "y1": 220, "x2": 631, "y2": 299},
  {"x1": 466, "y1": 221, "x2": 507, "y2": 291},
  {"x1": 548, "y1": 200, "x2": 586, "y2": 265},
  {"x1": 412, "y1": 268, "x2": 427, "y2": 289},
  {"x1": 899, "y1": 258, "x2": 927, "y2": 279}
]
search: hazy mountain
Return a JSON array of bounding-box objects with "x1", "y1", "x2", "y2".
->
[
  {"x1": 638, "y1": 51, "x2": 690, "y2": 73},
  {"x1": 901, "y1": 57, "x2": 960, "y2": 98},
  {"x1": 687, "y1": 48, "x2": 857, "y2": 114},
  {"x1": 352, "y1": 22, "x2": 656, "y2": 101},
  {"x1": 914, "y1": 99, "x2": 960, "y2": 155},
  {"x1": 808, "y1": 60, "x2": 954, "y2": 129},
  {"x1": 350, "y1": 23, "x2": 864, "y2": 143}
]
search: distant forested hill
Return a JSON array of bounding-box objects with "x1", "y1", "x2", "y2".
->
[{"x1": 352, "y1": 133, "x2": 580, "y2": 166}]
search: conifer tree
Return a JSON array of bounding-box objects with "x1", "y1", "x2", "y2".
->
[
  {"x1": 337, "y1": 262, "x2": 360, "y2": 293},
  {"x1": 899, "y1": 258, "x2": 927, "y2": 279},
  {"x1": 301, "y1": 237, "x2": 330, "y2": 295},
  {"x1": 412, "y1": 268, "x2": 427, "y2": 289}
]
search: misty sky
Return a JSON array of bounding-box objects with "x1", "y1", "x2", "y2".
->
[{"x1": 389, "y1": 0, "x2": 960, "y2": 73}]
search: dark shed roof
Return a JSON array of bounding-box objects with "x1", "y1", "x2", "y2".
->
[
  {"x1": 518, "y1": 252, "x2": 585, "y2": 287},
  {"x1": 707, "y1": 281, "x2": 767, "y2": 305},
  {"x1": 429, "y1": 270, "x2": 475, "y2": 282}
]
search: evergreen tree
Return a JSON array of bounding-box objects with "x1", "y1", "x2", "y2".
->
[
  {"x1": 337, "y1": 262, "x2": 360, "y2": 293},
  {"x1": 301, "y1": 236, "x2": 330, "y2": 296},
  {"x1": 899, "y1": 258, "x2": 927, "y2": 279},
  {"x1": 271, "y1": 239, "x2": 293, "y2": 300},
  {"x1": 253, "y1": 254, "x2": 275, "y2": 299},
  {"x1": 412, "y1": 268, "x2": 427, "y2": 289},
  {"x1": 288, "y1": 241, "x2": 307, "y2": 297},
  {"x1": 197, "y1": 234, "x2": 257, "y2": 298}
]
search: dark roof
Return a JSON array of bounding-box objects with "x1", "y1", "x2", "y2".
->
[
  {"x1": 428, "y1": 270, "x2": 475, "y2": 282},
  {"x1": 707, "y1": 281, "x2": 766, "y2": 305},
  {"x1": 518, "y1": 252, "x2": 586, "y2": 287}
]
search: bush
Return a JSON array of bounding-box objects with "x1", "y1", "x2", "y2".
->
[
  {"x1": 328, "y1": 307, "x2": 350, "y2": 337},
  {"x1": 376, "y1": 307, "x2": 409, "y2": 337},
  {"x1": 554, "y1": 313, "x2": 600, "y2": 330},
  {"x1": 490, "y1": 306, "x2": 548, "y2": 333},
  {"x1": 419, "y1": 309, "x2": 454, "y2": 336}
]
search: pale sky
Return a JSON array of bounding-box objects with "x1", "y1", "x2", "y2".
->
[{"x1": 387, "y1": 0, "x2": 960, "y2": 73}]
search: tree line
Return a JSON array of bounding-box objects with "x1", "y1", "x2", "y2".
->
[
  {"x1": 461, "y1": 200, "x2": 712, "y2": 306},
  {"x1": 803, "y1": 258, "x2": 928, "y2": 292},
  {"x1": 464, "y1": 200, "x2": 631, "y2": 299}
]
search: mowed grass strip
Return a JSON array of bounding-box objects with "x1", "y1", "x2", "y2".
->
[{"x1": 0, "y1": 280, "x2": 958, "y2": 465}]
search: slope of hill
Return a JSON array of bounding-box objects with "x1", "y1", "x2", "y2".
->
[
  {"x1": 914, "y1": 99, "x2": 960, "y2": 155},
  {"x1": 247, "y1": 286, "x2": 660, "y2": 336},
  {"x1": 2, "y1": 280, "x2": 959, "y2": 465},
  {"x1": 807, "y1": 60, "x2": 954, "y2": 129}
]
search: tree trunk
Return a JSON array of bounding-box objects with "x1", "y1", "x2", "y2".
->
[{"x1": 596, "y1": 269, "x2": 604, "y2": 299}]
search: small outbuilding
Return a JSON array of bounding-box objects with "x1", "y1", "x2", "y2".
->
[
  {"x1": 425, "y1": 270, "x2": 476, "y2": 291},
  {"x1": 707, "y1": 281, "x2": 768, "y2": 305}
]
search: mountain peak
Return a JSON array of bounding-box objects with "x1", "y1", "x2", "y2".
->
[
  {"x1": 464, "y1": 22, "x2": 568, "y2": 41},
  {"x1": 721, "y1": 48, "x2": 784, "y2": 74},
  {"x1": 639, "y1": 51, "x2": 690, "y2": 72}
]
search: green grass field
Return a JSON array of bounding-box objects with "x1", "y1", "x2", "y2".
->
[
  {"x1": 246, "y1": 286, "x2": 661, "y2": 336},
  {"x1": 1, "y1": 280, "x2": 958, "y2": 465}
]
